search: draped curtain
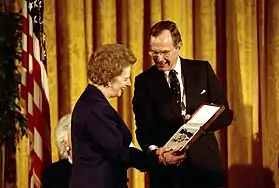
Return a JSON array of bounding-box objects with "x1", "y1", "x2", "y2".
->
[{"x1": 15, "y1": 0, "x2": 279, "y2": 188}]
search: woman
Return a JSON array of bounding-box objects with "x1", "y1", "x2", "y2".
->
[
  {"x1": 69, "y1": 44, "x2": 185, "y2": 188},
  {"x1": 42, "y1": 113, "x2": 72, "y2": 188}
]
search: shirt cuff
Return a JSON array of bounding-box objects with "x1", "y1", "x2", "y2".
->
[
  {"x1": 129, "y1": 142, "x2": 136, "y2": 148},
  {"x1": 147, "y1": 145, "x2": 158, "y2": 153}
]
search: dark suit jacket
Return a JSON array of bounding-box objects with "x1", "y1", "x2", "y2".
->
[
  {"x1": 133, "y1": 58, "x2": 233, "y2": 188},
  {"x1": 69, "y1": 84, "x2": 158, "y2": 188},
  {"x1": 42, "y1": 159, "x2": 72, "y2": 188}
]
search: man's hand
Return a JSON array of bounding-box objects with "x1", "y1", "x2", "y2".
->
[
  {"x1": 155, "y1": 147, "x2": 171, "y2": 156},
  {"x1": 163, "y1": 149, "x2": 186, "y2": 166},
  {"x1": 157, "y1": 148, "x2": 186, "y2": 166}
]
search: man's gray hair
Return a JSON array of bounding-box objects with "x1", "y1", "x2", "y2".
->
[{"x1": 55, "y1": 113, "x2": 72, "y2": 159}]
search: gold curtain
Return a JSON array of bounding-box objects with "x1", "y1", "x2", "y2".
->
[{"x1": 15, "y1": 0, "x2": 279, "y2": 188}]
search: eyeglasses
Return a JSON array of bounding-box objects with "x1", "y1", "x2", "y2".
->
[{"x1": 149, "y1": 47, "x2": 176, "y2": 58}]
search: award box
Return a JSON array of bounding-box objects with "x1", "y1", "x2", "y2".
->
[{"x1": 164, "y1": 104, "x2": 225, "y2": 151}]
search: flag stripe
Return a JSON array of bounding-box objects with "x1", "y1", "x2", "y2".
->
[{"x1": 21, "y1": 0, "x2": 52, "y2": 187}]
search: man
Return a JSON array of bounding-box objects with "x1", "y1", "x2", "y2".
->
[
  {"x1": 132, "y1": 20, "x2": 233, "y2": 188},
  {"x1": 42, "y1": 114, "x2": 72, "y2": 188}
]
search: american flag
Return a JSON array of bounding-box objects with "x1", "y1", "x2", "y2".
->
[{"x1": 21, "y1": 0, "x2": 52, "y2": 187}]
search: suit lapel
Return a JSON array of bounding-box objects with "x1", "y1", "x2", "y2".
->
[{"x1": 181, "y1": 58, "x2": 198, "y2": 114}]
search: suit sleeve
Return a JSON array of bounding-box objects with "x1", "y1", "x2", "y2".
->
[
  {"x1": 87, "y1": 102, "x2": 158, "y2": 171},
  {"x1": 205, "y1": 61, "x2": 234, "y2": 131},
  {"x1": 132, "y1": 76, "x2": 158, "y2": 152}
]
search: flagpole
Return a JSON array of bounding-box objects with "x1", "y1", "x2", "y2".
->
[
  {"x1": 0, "y1": 145, "x2": 4, "y2": 188},
  {"x1": 0, "y1": 2, "x2": 5, "y2": 188}
]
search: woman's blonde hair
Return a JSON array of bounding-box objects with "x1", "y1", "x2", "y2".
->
[{"x1": 87, "y1": 43, "x2": 137, "y2": 86}]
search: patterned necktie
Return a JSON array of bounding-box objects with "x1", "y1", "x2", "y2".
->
[{"x1": 169, "y1": 70, "x2": 182, "y2": 112}]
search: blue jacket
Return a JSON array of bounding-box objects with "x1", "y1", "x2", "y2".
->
[{"x1": 69, "y1": 84, "x2": 157, "y2": 188}]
